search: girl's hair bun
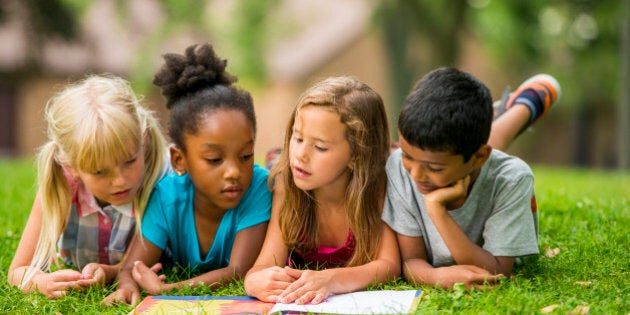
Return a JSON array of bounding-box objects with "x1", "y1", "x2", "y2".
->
[{"x1": 153, "y1": 43, "x2": 237, "y2": 109}]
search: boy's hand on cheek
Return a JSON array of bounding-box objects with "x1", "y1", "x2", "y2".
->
[{"x1": 424, "y1": 175, "x2": 471, "y2": 214}]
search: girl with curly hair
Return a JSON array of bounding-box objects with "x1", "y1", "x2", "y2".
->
[{"x1": 105, "y1": 44, "x2": 271, "y2": 305}]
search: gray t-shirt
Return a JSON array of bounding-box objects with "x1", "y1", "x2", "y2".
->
[{"x1": 382, "y1": 149, "x2": 539, "y2": 267}]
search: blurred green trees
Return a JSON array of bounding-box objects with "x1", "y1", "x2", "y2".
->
[{"x1": 3, "y1": 0, "x2": 625, "y2": 167}]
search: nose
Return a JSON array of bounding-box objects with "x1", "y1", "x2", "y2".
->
[
  {"x1": 409, "y1": 164, "x2": 427, "y2": 182},
  {"x1": 292, "y1": 142, "x2": 308, "y2": 163},
  {"x1": 224, "y1": 159, "x2": 241, "y2": 180},
  {"x1": 110, "y1": 167, "x2": 126, "y2": 187}
]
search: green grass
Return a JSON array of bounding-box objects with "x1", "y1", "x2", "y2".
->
[{"x1": 0, "y1": 158, "x2": 629, "y2": 314}]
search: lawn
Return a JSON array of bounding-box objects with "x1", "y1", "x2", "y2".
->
[{"x1": 0, "y1": 158, "x2": 628, "y2": 314}]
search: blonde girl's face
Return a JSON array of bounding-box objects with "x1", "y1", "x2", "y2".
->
[
  {"x1": 74, "y1": 145, "x2": 146, "y2": 207},
  {"x1": 289, "y1": 106, "x2": 353, "y2": 193},
  {"x1": 180, "y1": 110, "x2": 255, "y2": 213}
]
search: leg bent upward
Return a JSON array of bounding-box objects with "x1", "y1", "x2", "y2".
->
[{"x1": 489, "y1": 74, "x2": 562, "y2": 151}]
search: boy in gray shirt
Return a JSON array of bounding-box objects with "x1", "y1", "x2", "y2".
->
[{"x1": 382, "y1": 67, "x2": 561, "y2": 289}]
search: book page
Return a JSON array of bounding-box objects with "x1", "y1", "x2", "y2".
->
[{"x1": 269, "y1": 290, "x2": 422, "y2": 314}]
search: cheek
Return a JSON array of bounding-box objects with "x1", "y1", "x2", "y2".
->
[{"x1": 131, "y1": 162, "x2": 146, "y2": 186}]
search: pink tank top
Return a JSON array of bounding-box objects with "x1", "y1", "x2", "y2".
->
[{"x1": 288, "y1": 231, "x2": 355, "y2": 269}]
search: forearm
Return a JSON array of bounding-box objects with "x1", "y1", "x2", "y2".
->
[
  {"x1": 402, "y1": 258, "x2": 453, "y2": 289},
  {"x1": 428, "y1": 207, "x2": 503, "y2": 273},
  {"x1": 325, "y1": 259, "x2": 400, "y2": 294},
  {"x1": 115, "y1": 267, "x2": 139, "y2": 292},
  {"x1": 100, "y1": 263, "x2": 122, "y2": 284}
]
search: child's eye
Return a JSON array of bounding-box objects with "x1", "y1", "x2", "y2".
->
[
  {"x1": 292, "y1": 135, "x2": 303, "y2": 143},
  {"x1": 125, "y1": 157, "x2": 137, "y2": 165},
  {"x1": 241, "y1": 153, "x2": 254, "y2": 161},
  {"x1": 315, "y1": 146, "x2": 328, "y2": 152},
  {"x1": 427, "y1": 166, "x2": 444, "y2": 173},
  {"x1": 93, "y1": 169, "x2": 106, "y2": 176},
  {"x1": 206, "y1": 158, "x2": 222, "y2": 165}
]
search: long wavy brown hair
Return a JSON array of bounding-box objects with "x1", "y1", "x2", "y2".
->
[{"x1": 270, "y1": 76, "x2": 390, "y2": 267}]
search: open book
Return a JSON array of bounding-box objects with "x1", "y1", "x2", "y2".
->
[{"x1": 131, "y1": 289, "x2": 422, "y2": 314}]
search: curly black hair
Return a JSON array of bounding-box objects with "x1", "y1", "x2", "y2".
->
[{"x1": 153, "y1": 43, "x2": 256, "y2": 151}]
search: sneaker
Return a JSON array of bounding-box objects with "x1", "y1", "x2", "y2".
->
[{"x1": 494, "y1": 74, "x2": 562, "y2": 126}]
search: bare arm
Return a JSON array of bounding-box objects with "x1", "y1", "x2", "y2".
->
[
  {"x1": 278, "y1": 223, "x2": 401, "y2": 305},
  {"x1": 9, "y1": 191, "x2": 85, "y2": 298},
  {"x1": 151, "y1": 222, "x2": 268, "y2": 292},
  {"x1": 398, "y1": 226, "x2": 505, "y2": 289},
  {"x1": 423, "y1": 176, "x2": 514, "y2": 276},
  {"x1": 102, "y1": 233, "x2": 159, "y2": 306},
  {"x1": 244, "y1": 177, "x2": 298, "y2": 301}
]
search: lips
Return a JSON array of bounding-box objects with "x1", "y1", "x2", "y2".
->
[
  {"x1": 112, "y1": 189, "x2": 131, "y2": 199},
  {"x1": 292, "y1": 165, "x2": 311, "y2": 178},
  {"x1": 415, "y1": 182, "x2": 435, "y2": 194},
  {"x1": 222, "y1": 185, "x2": 243, "y2": 199}
]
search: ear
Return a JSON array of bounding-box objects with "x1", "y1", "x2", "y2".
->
[
  {"x1": 471, "y1": 144, "x2": 491, "y2": 168},
  {"x1": 169, "y1": 145, "x2": 187, "y2": 176}
]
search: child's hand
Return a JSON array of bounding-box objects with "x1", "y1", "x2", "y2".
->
[
  {"x1": 436, "y1": 264, "x2": 504, "y2": 290},
  {"x1": 424, "y1": 175, "x2": 471, "y2": 212},
  {"x1": 131, "y1": 261, "x2": 167, "y2": 295},
  {"x1": 244, "y1": 266, "x2": 297, "y2": 302},
  {"x1": 278, "y1": 268, "x2": 332, "y2": 305},
  {"x1": 78, "y1": 263, "x2": 106, "y2": 288},
  {"x1": 30, "y1": 269, "x2": 83, "y2": 299},
  {"x1": 101, "y1": 282, "x2": 141, "y2": 306}
]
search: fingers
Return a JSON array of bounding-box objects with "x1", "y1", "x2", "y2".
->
[
  {"x1": 78, "y1": 264, "x2": 105, "y2": 288},
  {"x1": 131, "y1": 261, "x2": 151, "y2": 280},
  {"x1": 279, "y1": 286, "x2": 329, "y2": 305},
  {"x1": 50, "y1": 269, "x2": 83, "y2": 281},
  {"x1": 149, "y1": 262, "x2": 163, "y2": 273},
  {"x1": 283, "y1": 267, "x2": 303, "y2": 279},
  {"x1": 102, "y1": 292, "x2": 126, "y2": 306},
  {"x1": 101, "y1": 289, "x2": 140, "y2": 306},
  {"x1": 130, "y1": 291, "x2": 141, "y2": 306},
  {"x1": 48, "y1": 289, "x2": 68, "y2": 299},
  {"x1": 45, "y1": 270, "x2": 84, "y2": 293}
]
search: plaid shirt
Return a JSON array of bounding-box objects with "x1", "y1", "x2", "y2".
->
[{"x1": 57, "y1": 168, "x2": 135, "y2": 269}]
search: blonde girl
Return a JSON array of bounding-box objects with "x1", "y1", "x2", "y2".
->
[
  {"x1": 105, "y1": 44, "x2": 271, "y2": 306},
  {"x1": 8, "y1": 75, "x2": 168, "y2": 298},
  {"x1": 244, "y1": 76, "x2": 400, "y2": 305}
]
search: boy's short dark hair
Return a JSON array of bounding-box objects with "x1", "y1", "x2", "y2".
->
[{"x1": 398, "y1": 67, "x2": 493, "y2": 162}]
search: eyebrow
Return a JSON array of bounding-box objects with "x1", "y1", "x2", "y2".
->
[
  {"x1": 202, "y1": 139, "x2": 255, "y2": 150},
  {"x1": 292, "y1": 129, "x2": 331, "y2": 144}
]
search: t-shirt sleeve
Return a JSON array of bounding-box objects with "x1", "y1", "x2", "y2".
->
[
  {"x1": 141, "y1": 187, "x2": 170, "y2": 250},
  {"x1": 382, "y1": 152, "x2": 425, "y2": 237},
  {"x1": 482, "y1": 169, "x2": 539, "y2": 257},
  {"x1": 236, "y1": 165, "x2": 272, "y2": 232}
]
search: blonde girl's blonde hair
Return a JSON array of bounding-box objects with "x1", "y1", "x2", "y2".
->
[
  {"x1": 25, "y1": 74, "x2": 167, "y2": 283},
  {"x1": 270, "y1": 76, "x2": 391, "y2": 267}
]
